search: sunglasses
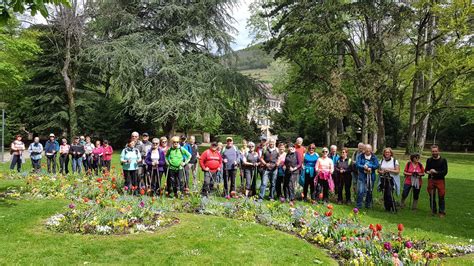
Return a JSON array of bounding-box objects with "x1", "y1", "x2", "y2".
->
[
  {"x1": 153, "y1": 143, "x2": 159, "y2": 145},
  {"x1": 323, "y1": 151, "x2": 328, "y2": 153},
  {"x1": 172, "y1": 141, "x2": 179, "y2": 144},
  {"x1": 309, "y1": 148, "x2": 315, "y2": 150}
]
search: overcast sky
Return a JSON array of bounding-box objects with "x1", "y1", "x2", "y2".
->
[{"x1": 230, "y1": 0, "x2": 253, "y2": 51}]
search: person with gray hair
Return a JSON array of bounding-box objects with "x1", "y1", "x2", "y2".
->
[
  {"x1": 28, "y1": 137, "x2": 43, "y2": 173},
  {"x1": 242, "y1": 141, "x2": 259, "y2": 197},
  {"x1": 351, "y1": 142, "x2": 365, "y2": 201},
  {"x1": 259, "y1": 137, "x2": 279, "y2": 201},
  {"x1": 355, "y1": 144, "x2": 379, "y2": 209}
]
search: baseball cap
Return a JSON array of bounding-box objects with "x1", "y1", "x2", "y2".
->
[
  {"x1": 142, "y1": 133, "x2": 149, "y2": 137},
  {"x1": 211, "y1": 141, "x2": 218, "y2": 147},
  {"x1": 49, "y1": 133, "x2": 55, "y2": 137},
  {"x1": 226, "y1": 137, "x2": 233, "y2": 141}
]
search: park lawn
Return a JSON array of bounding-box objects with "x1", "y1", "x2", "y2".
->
[
  {"x1": 0, "y1": 199, "x2": 335, "y2": 265},
  {"x1": 1, "y1": 149, "x2": 473, "y2": 264}
]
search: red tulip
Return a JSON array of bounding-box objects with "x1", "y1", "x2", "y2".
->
[
  {"x1": 111, "y1": 177, "x2": 116, "y2": 182},
  {"x1": 96, "y1": 178, "x2": 103, "y2": 183},
  {"x1": 319, "y1": 193, "x2": 324, "y2": 200},
  {"x1": 397, "y1": 223, "x2": 404, "y2": 232},
  {"x1": 140, "y1": 189, "x2": 145, "y2": 195},
  {"x1": 369, "y1": 224, "x2": 375, "y2": 231},
  {"x1": 83, "y1": 197, "x2": 89, "y2": 203},
  {"x1": 112, "y1": 183, "x2": 116, "y2": 189},
  {"x1": 376, "y1": 224, "x2": 382, "y2": 231},
  {"x1": 327, "y1": 204, "x2": 333, "y2": 210},
  {"x1": 325, "y1": 211, "x2": 332, "y2": 217}
]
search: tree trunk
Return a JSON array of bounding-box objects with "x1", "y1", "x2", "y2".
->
[
  {"x1": 416, "y1": 3, "x2": 436, "y2": 154},
  {"x1": 361, "y1": 100, "x2": 369, "y2": 144},
  {"x1": 162, "y1": 117, "x2": 176, "y2": 139},
  {"x1": 329, "y1": 117, "x2": 338, "y2": 146},
  {"x1": 376, "y1": 99, "x2": 385, "y2": 151},
  {"x1": 61, "y1": 33, "x2": 77, "y2": 138},
  {"x1": 371, "y1": 127, "x2": 378, "y2": 154}
]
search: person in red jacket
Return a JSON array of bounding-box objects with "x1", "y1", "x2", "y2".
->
[
  {"x1": 102, "y1": 140, "x2": 113, "y2": 172},
  {"x1": 199, "y1": 142, "x2": 223, "y2": 197}
]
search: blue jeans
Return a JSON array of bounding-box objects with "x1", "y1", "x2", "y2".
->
[
  {"x1": 72, "y1": 157, "x2": 83, "y2": 174},
  {"x1": 260, "y1": 168, "x2": 278, "y2": 199},
  {"x1": 356, "y1": 175, "x2": 375, "y2": 209}
]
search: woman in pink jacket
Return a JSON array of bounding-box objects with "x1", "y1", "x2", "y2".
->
[
  {"x1": 315, "y1": 147, "x2": 334, "y2": 203},
  {"x1": 102, "y1": 140, "x2": 113, "y2": 172},
  {"x1": 91, "y1": 140, "x2": 104, "y2": 175}
]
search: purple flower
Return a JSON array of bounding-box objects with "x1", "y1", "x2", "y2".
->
[
  {"x1": 353, "y1": 208, "x2": 359, "y2": 214},
  {"x1": 68, "y1": 203, "x2": 75, "y2": 209},
  {"x1": 384, "y1": 242, "x2": 392, "y2": 251},
  {"x1": 124, "y1": 186, "x2": 129, "y2": 191},
  {"x1": 139, "y1": 201, "x2": 145, "y2": 208},
  {"x1": 405, "y1": 241, "x2": 413, "y2": 249}
]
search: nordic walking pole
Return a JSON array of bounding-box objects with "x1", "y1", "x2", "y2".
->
[{"x1": 162, "y1": 167, "x2": 169, "y2": 197}]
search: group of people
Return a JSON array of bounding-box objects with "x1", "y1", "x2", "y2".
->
[
  {"x1": 9, "y1": 134, "x2": 113, "y2": 175},
  {"x1": 9, "y1": 132, "x2": 448, "y2": 217}
]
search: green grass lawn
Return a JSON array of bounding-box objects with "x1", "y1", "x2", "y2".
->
[{"x1": 1, "y1": 149, "x2": 473, "y2": 264}]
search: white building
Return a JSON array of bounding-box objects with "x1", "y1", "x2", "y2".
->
[{"x1": 247, "y1": 83, "x2": 283, "y2": 139}]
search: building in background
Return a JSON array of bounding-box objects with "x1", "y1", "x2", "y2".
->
[{"x1": 247, "y1": 83, "x2": 283, "y2": 140}]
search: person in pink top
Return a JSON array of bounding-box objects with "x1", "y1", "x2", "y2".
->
[
  {"x1": 315, "y1": 147, "x2": 334, "y2": 203},
  {"x1": 59, "y1": 138, "x2": 70, "y2": 175},
  {"x1": 102, "y1": 140, "x2": 113, "y2": 172},
  {"x1": 91, "y1": 140, "x2": 104, "y2": 175}
]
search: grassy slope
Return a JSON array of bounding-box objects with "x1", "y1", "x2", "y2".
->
[{"x1": 1, "y1": 150, "x2": 473, "y2": 264}]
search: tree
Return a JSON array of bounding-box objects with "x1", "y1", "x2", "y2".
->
[
  {"x1": 86, "y1": 0, "x2": 260, "y2": 136},
  {"x1": 405, "y1": 0, "x2": 473, "y2": 154},
  {"x1": 0, "y1": 0, "x2": 70, "y2": 24}
]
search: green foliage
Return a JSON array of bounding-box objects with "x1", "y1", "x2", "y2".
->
[{"x1": 0, "y1": 0, "x2": 70, "y2": 24}]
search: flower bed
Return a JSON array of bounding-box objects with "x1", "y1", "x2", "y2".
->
[
  {"x1": 5, "y1": 172, "x2": 474, "y2": 264},
  {"x1": 46, "y1": 196, "x2": 179, "y2": 235}
]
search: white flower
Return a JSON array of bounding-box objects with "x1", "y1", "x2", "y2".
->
[
  {"x1": 155, "y1": 220, "x2": 161, "y2": 227},
  {"x1": 135, "y1": 224, "x2": 147, "y2": 232},
  {"x1": 96, "y1": 225, "x2": 112, "y2": 234},
  {"x1": 46, "y1": 214, "x2": 65, "y2": 227}
]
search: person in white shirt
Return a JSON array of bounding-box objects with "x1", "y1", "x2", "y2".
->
[
  {"x1": 28, "y1": 137, "x2": 43, "y2": 173},
  {"x1": 10, "y1": 134, "x2": 25, "y2": 172}
]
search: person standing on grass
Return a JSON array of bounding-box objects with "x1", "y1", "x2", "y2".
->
[
  {"x1": 401, "y1": 153, "x2": 424, "y2": 210},
  {"x1": 91, "y1": 140, "x2": 104, "y2": 175},
  {"x1": 102, "y1": 140, "x2": 113, "y2": 172},
  {"x1": 377, "y1": 147, "x2": 400, "y2": 211},
  {"x1": 351, "y1": 143, "x2": 365, "y2": 200},
  {"x1": 335, "y1": 148, "x2": 352, "y2": 204},
  {"x1": 9, "y1": 135, "x2": 25, "y2": 172},
  {"x1": 259, "y1": 138, "x2": 279, "y2": 201},
  {"x1": 28, "y1": 137, "x2": 43, "y2": 173},
  {"x1": 59, "y1": 138, "x2": 70, "y2": 175},
  {"x1": 70, "y1": 137, "x2": 85, "y2": 174},
  {"x1": 44, "y1": 133, "x2": 59, "y2": 174},
  {"x1": 239, "y1": 140, "x2": 249, "y2": 188},
  {"x1": 355, "y1": 144, "x2": 379, "y2": 209},
  {"x1": 83, "y1": 136, "x2": 95, "y2": 174},
  {"x1": 145, "y1": 138, "x2": 166, "y2": 195},
  {"x1": 315, "y1": 147, "x2": 334, "y2": 203},
  {"x1": 276, "y1": 142, "x2": 287, "y2": 200},
  {"x1": 301, "y1": 143, "x2": 319, "y2": 202},
  {"x1": 137, "y1": 133, "x2": 152, "y2": 188},
  {"x1": 184, "y1": 136, "x2": 200, "y2": 192},
  {"x1": 222, "y1": 137, "x2": 240, "y2": 198},
  {"x1": 425, "y1": 145, "x2": 448, "y2": 217},
  {"x1": 199, "y1": 142, "x2": 222, "y2": 197},
  {"x1": 242, "y1": 141, "x2": 259, "y2": 197},
  {"x1": 283, "y1": 143, "x2": 300, "y2": 204},
  {"x1": 121, "y1": 139, "x2": 141, "y2": 193},
  {"x1": 165, "y1": 136, "x2": 191, "y2": 198}
]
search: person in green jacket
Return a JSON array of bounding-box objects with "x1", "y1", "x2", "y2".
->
[{"x1": 165, "y1": 136, "x2": 191, "y2": 198}]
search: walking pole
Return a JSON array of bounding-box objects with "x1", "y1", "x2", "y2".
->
[
  {"x1": 366, "y1": 172, "x2": 372, "y2": 208},
  {"x1": 162, "y1": 167, "x2": 169, "y2": 197}
]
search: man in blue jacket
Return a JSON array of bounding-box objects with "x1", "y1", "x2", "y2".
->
[
  {"x1": 44, "y1": 133, "x2": 60, "y2": 174},
  {"x1": 356, "y1": 144, "x2": 379, "y2": 209}
]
